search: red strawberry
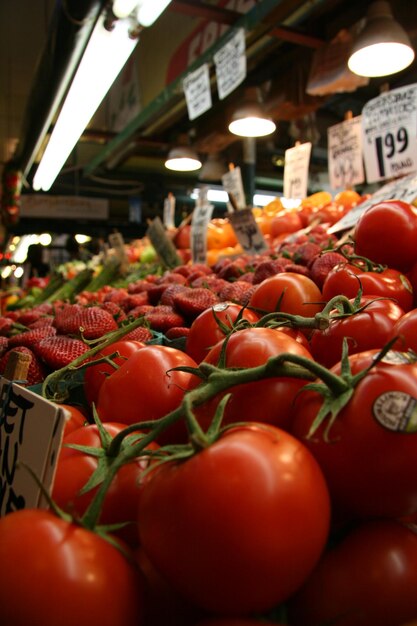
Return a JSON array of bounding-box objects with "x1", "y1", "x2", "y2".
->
[
  {"x1": 8, "y1": 326, "x2": 57, "y2": 349},
  {"x1": 219, "y1": 281, "x2": 256, "y2": 306},
  {"x1": 121, "y1": 292, "x2": 150, "y2": 312},
  {"x1": 159, "y1": 284, "x2": 189, "y2": 307},
  {"x1": 284, "y1": 263, "x2": 311, "y2": 278},
  {"x1": 17, "y1": 310, "x2": 44, "y2": 326},
  {"x1": 165, "y1": 326, "x2": 190, "y2": 340},
  {"x1": 252, "y1": 260, "x2": 288, "y2": 284},
  {"x1": 28, "y1": 316, "x2": 55, "y2": 329},
  {"x1": 127, "y1": 280, "x2": 156, "y2": 295},
  {"x1": 309, "y1": 252, "x2": 346, "y2": 289},
  {"x1": 143, "y1": 305, "x2": 185, "y2": 333},
  {"x1": 121, "y1": 326, "x2": 153, "y2": 343},
  {"x1": 53, "y1": 304, "x2": 84, "y2": 334},
  {"x1": 0, "y1": 317, "x2": 14, "y2": 336},
  {"x1": 173, "y1": 288, "x2": 219, "y2": 319},
  {"x1": 128, "y1": 304, "x2": 154, "y2": 319},
  {"x1": 34, "y1": 335, "x2": 89, "y2": 369},
  {"x1": 99, "y1": 302, "x2": 127, "y2": 323},
  {"x1": 103, "y1": 288, "x2": 129, "y2": 305},
  {"x1": 0, "y1": 346, "x2": 46, "y2": 386},
  {"x1": 55, "y1": 305, "x2": 118, "y2": 339}
]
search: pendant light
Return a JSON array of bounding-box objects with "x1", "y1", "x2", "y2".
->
[
  {"x1": 164, "y1": 146, "x2": 202, "y2": 172},
  {"x1": 228, "y1": 100, "x2": 276, "y2": 137},
  {"x1": 348, "y1": 1, "x2": 415, "y2": 77}
]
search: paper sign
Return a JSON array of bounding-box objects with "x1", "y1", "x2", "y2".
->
[
  {"x1": 191, "y1": 190, "x2": 214, "y2": 264},
  {"x1": 328, "y1": 116, "x2": 365, "y2": 189},
  {"x1": 163, "y1": 194, "x2": 176, "y2": 229},
  {"x1": 362, "y1": 84, "x2": 417, "y2": 183},
  {"x1": 146, "y1": 217, "x2": 182, "y2": 268},
  {"x1": 229, "y1": 208, "x2": 268, "y2": 254},
  {"x1": 183, "y1": 63, "x2": 212, "y2": 121},
  {"x1": 283, "y1": 142, "x2": 312, "y2": 199},
  {"x1": 222, "y1": 166, "x2": 246, "y2": 211},
  {"x1": 329, "y1": 172, "x2": 417, "y2": 233},
  {"x1": 0, "y1": 378, "x2": 66, "y2": 516},
  {"x1": 214, "y1": 28, "x2": 246, "y2": 100},
  {"x1": 108, "y1": 232, "x2": 129, "y2": 272}
]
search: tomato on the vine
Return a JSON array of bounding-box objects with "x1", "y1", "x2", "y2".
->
[
  {"x1": 0, "y1": 509, "x2": 144, "y2": 626},
  {"x1": 60, "y1": 403, "x2": 88, "y2": 436},
  {"x1": 138, "y1": 422, "x2": 330, "y2": 616},
  {"x1": 249, "y1": 272, "x2": 323, "y2": 318},
  {"x1": 391, "y1": 308, "x2": 417, "y2": 353}
]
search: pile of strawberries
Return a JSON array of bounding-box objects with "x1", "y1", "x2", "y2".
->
[{"x1": 0, "y1": 225, "x2": 343, "y2": 386}]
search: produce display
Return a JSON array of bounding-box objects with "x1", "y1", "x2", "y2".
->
[{"x1": 0, "y1": 191, "x2": 417, "y2": 625}]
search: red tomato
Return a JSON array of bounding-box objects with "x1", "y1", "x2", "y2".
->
[
  {"x1": 96, "y1": 345, "x2": 200, "y2": 444},
  {"x1": 322, "y1": 262, "x2": 413, "y2": 312},
  {"x1": 84, "y1": 340, "x2": 145, "y2": 406},
  {"x1": 310, "y1": 297, "x2": 405, "y2": 367},
  {"x1": 249, "y1": 272, "x2": 323, "y2": 318},
  {"x1": 0, "y1": 509, "x2": 144, "y2": 626},
  {"x1": 291, "y1": 349, "x2": 417, "y2": 520},
  {"x1": 138, "y1": 423, "x2": 330, "y2": 615},
  {"x1": 60, "y1": 403, "x2": 88, "y2": 436},
  {"x1": 269, "y1": 209, "x2": 303, "y2": 237},
  {"x1": 289, "y1": 519, "x2": 417, "y2": 626},
  {"x1": 186, "y1": 302, "x2": 259, "y2": 363},
  {"x1": 354, "y1": 200, "x2": 417, "y2": 272},
  {"x1": 198, "y1": 326, "x2": 313, "y2": 431},
  {"x1": 52, "y1": 422, "x2": 157, "y2": 547},
  {"x1": 391, "y1": 308, "x2": 417, "y2": 353}
]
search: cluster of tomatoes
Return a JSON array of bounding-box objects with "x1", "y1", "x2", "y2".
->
[{"x1": 1, "y1": 200, "x2": 417, "y2": 626}]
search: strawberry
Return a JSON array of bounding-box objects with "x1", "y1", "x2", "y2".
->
[
  {"x1": 8, "y1": 326, "x2": 57, "y2": 349},
  {"x1": 17, "y1": 310, "x2": 44, "y2": 326},
  {"x1": 34, "y1": 335, "x2": 89, "y2": 369},
  {"x1": 54, "y1": 305, "x2": 118, "y2": 339},
  {"x1": 165, "y1": 326, "x2": 190, "y2": 340},
  {"x1": 309, "y1": 252, "x2": 346, "y2": 289},
  {"x1": 0, "y1": 346, "x2": 46, "y2": 386},
  {"x1": 99, "y1": 302, "x2": 127, "y2": 323},
  {"x1": 28, "y1": 316, "x2": 55, "y2": 329},
  {"x1": 53, "y1": 304, "x2": 84, "y2": 334},
  {"x1": 122, "y1": 326, "x2": 153, "y2": 343},
  {"x1": 103, "y1": 288, "x2": 129, "y2": 305},
  {"x1": 159, "y1": 284, "x2": 189, "y2": 307},
  {"x1": 127, "y1": 304, "x2": 154, "y2": 319},
  {"x1": 219, "y1": 282, "x2": 256, "y2": 306},
  {"x1": 120, "y1": 292, "x2": 150, "y2": 312},
  {"x1": 0, "y1": 317, "x2": 14, "y2": 336},
  {"x1": 252, "y1": 259, "x2": 288, "y2": 284},
  {"x1": 143, "y1": 305, "x2": 185, "y2": 333},
  {"x1": 284, "y1": 263, "x2": 312, "y2": 277},
  {"x1": 173, "y1": 287, "x2": 219, "y2": 319},
  {"x1": 188, "y1": 276, "x2": 230, "y2": 294},
  {"x1": 127, "y1": 280, "x2": 156, "y2": 295}
]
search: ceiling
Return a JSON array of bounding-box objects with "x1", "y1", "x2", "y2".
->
[{"x1": 1, "y1": 0, "x2": 417, "y2": 235}]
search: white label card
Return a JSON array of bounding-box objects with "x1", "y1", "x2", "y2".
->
[
  {"x1": 327, "y1": 116, "x2": 365, "y2": 189},
  {"x1": 163, "y1": 194, "x2": 176, "y2": 229},
  {"x1": 214, "y1": 28, "x2": 246, "y2": 100},
  {"x1": 362, "y1": 84, "x2": 417, "y2": 183},
  {"x1": 0, "y1": 378, "x2": 66, "y2": 516},
  {"x1": 229, "y1": 208, "x2": 268, "y2": 254},
  {"x1": 222, "y1": 166, "x2": 246, "y2": 210},
  {"x1": 283, "y1": 142, "x2": 312, "y2": 200},
  {"x1": 191, "y1": 191, "x2": 214, "y2": 264},
  {"x1": 183, "y1": 63, "x2": 212, "y2": 121}
]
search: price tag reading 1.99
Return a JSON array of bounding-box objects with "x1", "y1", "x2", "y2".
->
[{"x1": 374, "y1": 127, "x2": 409, "y2": 178}]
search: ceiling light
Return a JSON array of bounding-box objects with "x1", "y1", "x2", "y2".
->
[
  {"x1": 112, "y1": 0, "x2": 138, "y2": 18},
  {"x1": 165, "y1": 147, "x2": 202, "y2": 172},
  {"x1": 228, "y1": 101, "x2": 276, "y2": 138},
  {"x1": 32, "y1": 13, "x2": 139, "y2": 192},
  {"x1": 137, "y1": 0, "x2": 172, "y2": 27},
  {"x1": 348, "y1": 1, "x2": 414, "y2": 77}
]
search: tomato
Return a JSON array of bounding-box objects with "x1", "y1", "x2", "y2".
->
[
  {"x1": 269, "y1": 209, "x2": 303, "y2": 237},
  {"x1": 138, "y1": 423, "x2": 330, "y2": 615},
  {"x1": 391, "y1": 308, "x2": 417, "y2": 353},
  {"x1": 322, "y1": 262, "x2": 413, "y2": 312},
  {"x1": 310, "y1": 296, "x2": 404, "y2": 368},
  {"x1": 249, "y1": 272, "x2": 323, "y2": 318},
  {"x1": 60, "y1": 403, "x2": 88, "y2": 436},
  {"x1": 197, "y1": 326, "x2": 313, "y2": 431},
  {"x1": 84, "y1": 340, "x2": 145, "y2": 407},
  {"x1": 52, "y1": 422, "x2": 157, "y2": 547},
  {"x1": 354, "y1": 200, "x2": 417, "y2": 272},
  {"x1": 186, "y1": 302, "x2": 259, "y2": 363},
  {"x1": 289, "y1": 519, "x2": 417, "y2": 626},
  {"x1": 291, "y1": 349, "x2": 417, "y2": 520},
  {"x1": 0, "y1": 509, "x2": 144, "y2": 626},
  {"x1": 96, "y1": 345, "x2": 200, "y2": 444}
]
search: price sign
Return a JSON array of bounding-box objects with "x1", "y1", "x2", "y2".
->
[
  {"x1": 222, "y1": 166, "x2": 246, "y2": 211},
  {"x1": 328, "y1": 116, "x2": 364, "y2": 189},
  {"x1": 283, "y1": 142, "x2": 312, "y2": 200},
  {"x1": 146, "y1": 217, "x2": 182, "y2": 268},
  {"x1": 214, "y1": 28, "x2": 246, "y2": 100},
  {"x1": 229, "y1": 208, "x2": 268, "y2": 255},
  {"x1": 183, "y1": 63, "x2": 212, "y2": 121},
  {"x1": 362, "y1": 84, "x2": 417, "y2": 183},
  {"x1": 191, "y1": 190, "x2": 214, "y2": 264},
  {"x1": 0, "y1": 378, "x2": 66, "y2": 516},
  {"x1": 108, "y1": 231, "x2": 129, "y2": 272},
  {"x1": 329, "y1": 172, "x2": 417, "y2": 233},
  {"x1": 163, "y1": 193, "x2": 176, "y2": 229}
]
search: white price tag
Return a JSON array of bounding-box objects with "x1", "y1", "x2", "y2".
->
[
  {"x1": 222, "y1": 166, "x2": 246, "y2": 210},
  {"x1": 214, "y1": 28, "x2": 246, "y2": 100},
  {"x1": 283, "y1": 142, "x2": 312, "y2": 200},
  {"x1": 362, "y1": 84, "x2": 417, "y2": 183},
  {"x1": 183, "y1": 63, "x2": 212, "y2": 121},
  {"x1": 163, "y1": 193, "x2": 176, "y2": 229},
  {"x1": 191, "y1": 190, "x2": 214, "y2": 264},
  {"x1": 327, "y1": 116, "x2": 365, "y2": 189},
  {"x1": 229, "y1": 208, "x2": 268, "y2": 255}
]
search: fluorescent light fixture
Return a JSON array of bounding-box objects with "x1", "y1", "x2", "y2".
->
[
  {"x1": 253, "y1": 193, "x2": 277, "y2": 207},
  {"x1": 33, "y1": 13, "x2": 139, "y2": 192},
  {"x1": 165, "y1": 147, "x2": 202, "y2": 172},
  {"x1": 229, "y1": 101, "x2": 276, "y2": 138},
  {"x1": 137, "y1": 0, "x2": 172, "y2": 27},
  {"x1": 191, "y1": 188, "x2": 228, "y2": 203},
  {"x1": 348, "y1": 1, "x2": 414, "y2": 77}
]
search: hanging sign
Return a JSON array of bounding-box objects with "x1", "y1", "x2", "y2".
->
[
  {"x1": 222, "y1": 166, "x2": 246, "y2": 211},
  {"x1": 362, "y1": 83, "x2": 417, "y2": 183},
  {"x1": 329, "y1": 172, "x2": 417, "y2": 233},
  {"x1": 191, "y1": 188, "x2": 214, "y2": 264},
  {"x1": 327, "y1": 116, "x2": 365, "y2": 189},
  {"x1": 0, "y1": 378, "x2": 66, "y2": 516},
  {"x1": 283, "y1": 142, "x2": 312, "y2": 199},
  {"x1": 146, "y1": 217, "x2": 182, "y2": 268},
  {"x1": 214, "y1": 28, "x2": 246, "y2": 100},
  {"x1": 229, "y1": 208, "x2": 268, "y2": 255},
  {"x1": 183, "y1": 63, "x2": 212, "y2": 121}
]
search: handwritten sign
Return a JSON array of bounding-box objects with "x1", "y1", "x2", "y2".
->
[
  {"x1": 222, "y1": 166, "x2": 246, "y2": 210},
  {"x1": 0, "y1": 378, "x2": 66, "y2": 516},
  {"x1": 229, "y1": 208, "x2": 268, "y2": 254},
  {"x1": 283, "y1": 142, "x2": 312, "y2": 199},
  {"x1": 191, "y1": 190, "x2": 214, "y2": 264},
  {"x1": 329, "y1": 172, "x2": 417, "y2": 233},
  {"x1": 328, "y1": 116, "x2": 364, "y2": 189},
  {"x1": 183, "y1": 63, "x2": 212, "y2": 121},
  {"x1": 362, "y1": 84, "x2": 417, "y2": 183},
  {"x1": 146, "y1": 217, "x2": 182, "y2": 268},
  {"x1": 214, "y1": 28, "x2": 246, "y2": 100}
]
